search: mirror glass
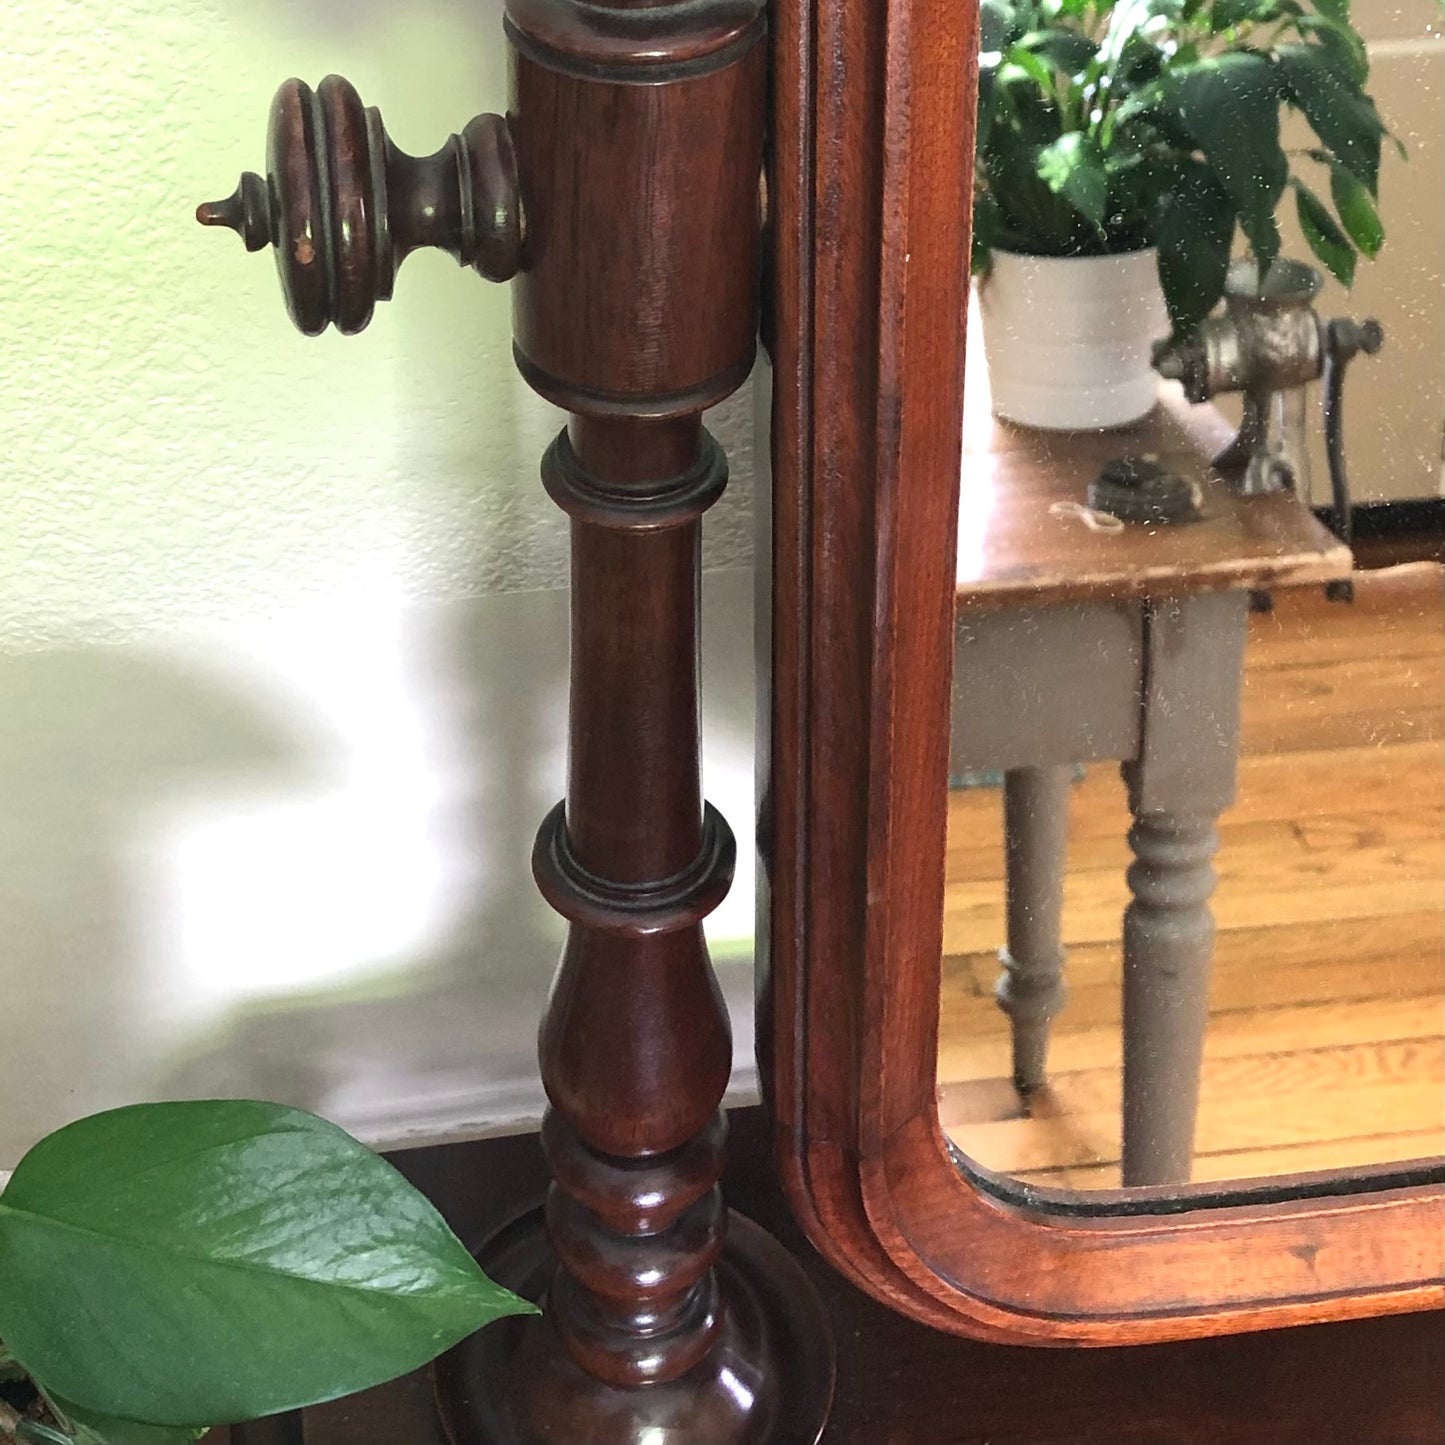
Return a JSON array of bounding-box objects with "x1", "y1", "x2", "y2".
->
[{"x1": 939, "y1": 0, "x2": 1442, "y2": 1197}]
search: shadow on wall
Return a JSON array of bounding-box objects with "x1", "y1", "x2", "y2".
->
[
  {"x1": 164, "y1": 2, "x2": 760, "y2": 1149},
  {"x1": 2, "y1": 0, "x2": 562, "y2": 1167},
  {"x1": 1, "y1": 589, "x2": 568, "y2": 1164},
  {"x1": 0, "y1": 645, "x2": 322, "y2": 1157},
  {"x1": 3, "y1": 0, "x2": 759, "y2": 1168},
  {"x1": 145, "y1": 0, "x2": 567, "y2": 1149},
  {"x1": 150, "y1": 577, "x2": 758, "y2": 1154},
  {"x1": 1, "y1": 572, "x2": 756, "y2": 1170},
  {"x1": 156, "y1": 590, "x2": 570, "y2": 1152}
]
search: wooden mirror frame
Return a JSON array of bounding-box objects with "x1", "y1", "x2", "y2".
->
[{"x1": 759, "y1": 0, "x2": 1445, "y2": 1345}]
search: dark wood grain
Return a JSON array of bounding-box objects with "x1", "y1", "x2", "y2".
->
[
  {"x1": 761, "y1": 0, "x2": 1444, "y2": 1347},
  {"x1": 509, "y1": 35, "x2": 764, "y2": 414},
  {"x1": 199, "y1": 3, "x2": 827, "y2": 1436},
  {"x1": 197, "y1": 76, "x2": 522, "y2": 334},
  {"x1": 429, "y1": 2, "x2": 829, "y2": 1439}
]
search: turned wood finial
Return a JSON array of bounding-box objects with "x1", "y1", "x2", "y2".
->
[{"x1": 196, "y1": 75, "x2": 522, "y2": 335}]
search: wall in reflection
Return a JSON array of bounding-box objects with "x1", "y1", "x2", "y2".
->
[{"x1": 1247, "y1": 17, "x2": 1445, "y2": 506}]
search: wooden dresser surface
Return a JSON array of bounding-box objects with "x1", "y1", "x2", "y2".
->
[{"x1": 958, "y1": 377, "x2": 1352, "y2": 610}]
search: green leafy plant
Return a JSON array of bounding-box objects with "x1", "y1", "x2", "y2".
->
[
  {"x1": 973, "y1": 0, "x2": 1396, "y2": 329},
  {"x1": 0, "y1": 1101, "x2": 535, "y2": 1444}
]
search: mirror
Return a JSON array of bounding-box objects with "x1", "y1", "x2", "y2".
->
[
  {"x1": 938, "y1": 0, "x2": 1443, "y2": 1194},
  {"x1": 765, "y1": 0, "x2": 1442, "y2": 1343}
]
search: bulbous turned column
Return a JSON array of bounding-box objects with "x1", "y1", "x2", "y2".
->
[
  {"x1": 994, "y1": 766, "x2": 1072, "y2": 1094},
  {"x1": 433, "y1": 4, "x2": 831, "y2": 1434},
  {"x1": 1120, "y1": 812, "x2": 1220, "y2": 1188},
  {"x1": 530, "y1": 413, "x2": 738, "y2": 1396},
  {"x1": 195, "y1": 1, "x2": 832, "y2": 1439}
]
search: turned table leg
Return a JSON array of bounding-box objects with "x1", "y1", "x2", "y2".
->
[
  {"x1": 1121, "y1": 808, "x2": 1223, "y2": 1186},
  {"x1": 996, "y1": 765, "x2": 1072, "y2": 1093},
  {"x1": 1120, "y1": 592, "x2": 1248, "y2": 1188}
]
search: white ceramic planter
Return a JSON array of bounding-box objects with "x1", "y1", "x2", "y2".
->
[{"x1": 976, "y1": 249, "x2": 1171, "y2": 430}]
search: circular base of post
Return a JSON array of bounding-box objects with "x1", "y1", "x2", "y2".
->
[{"x1": 432, "y1": 1207, "x2": 834, "y2": 1445}]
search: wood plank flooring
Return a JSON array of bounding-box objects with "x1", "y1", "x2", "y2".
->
[{"x1": 940, "y1": 562, "x2": 1445, "y2": 1190}]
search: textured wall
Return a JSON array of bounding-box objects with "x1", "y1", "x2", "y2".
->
[
  {"x1": 1, "y1": 1, "x2": 759, "y2": 1170},
  {"x1": 2, "y1": 0, "x2": 754, "y2": 653},
  {"x1": 1275, "y1": 19, "x2": 1445, "y2": 505},
  {"x1": 1208, "y1": 27, "x2": 1445, "y2": 505}
]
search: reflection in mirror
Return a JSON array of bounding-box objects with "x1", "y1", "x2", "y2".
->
[
  {"x1": 940, "y1": 546, "x2": 1444, "y2": 1192},
  {"x1": 938, "y1": 0, "x2": 1442, "y2": 1200},
  {"x1": 940, "y1": 298, "x2": 1442, "y2": 1190}
]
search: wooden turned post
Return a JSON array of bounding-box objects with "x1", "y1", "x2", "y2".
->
[
  {"x1": 195, "y1": 1, "x2": 833, "y2": 1439},
  {"x1": 457, "y1": 8, "x2": 831, "y2": 1440},
  {"x1": 996, "y1": 765, "x2": 1072, "y2": 1094},
  {"x1": 1119, "y1": 592, "x2": 1247, "y2": 1188},
  {"x1": 1120, "y1": 811, "x2": 1221, "y2": 1187},
  {"x1": 532, "y1": 413, "x2": 733, "y2": 1383}
]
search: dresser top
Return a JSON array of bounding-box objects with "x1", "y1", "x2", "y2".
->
[{"x1": 958, "y1": 358, "x2": 1352, "y2": 610}]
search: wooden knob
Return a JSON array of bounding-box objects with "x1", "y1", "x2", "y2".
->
[{"x1": 197, "y1": 75, "x2": 522, "y2": 335}]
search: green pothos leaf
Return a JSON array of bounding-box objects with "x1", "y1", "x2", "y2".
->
[
  {"x1": 39, "y1": 1390, "x2": 207, "y2": 1445},
  {"x1": 980, "y1": 0, "x2": 1018, "y2": 52},
  {"x1": 1329, "y1": 161, "x2": 1384, "y2": 256},
  {"x1": 1003, "y1": 41, "x2": 1058, "y2": 91},
  {"x1": 1211, "y1": 0, "x2": 1298, "y2": 30},
  {"x1": 13, "y1": 1419, "x2": 77, "y2": 1445},
  {"x1": 1037, "y1": 131, "x2": 1110, "y2": 226},
  {"x1": 1287, "y1": 13, "x2": 1368, "y2": 85},
  {"x1": 1162, "y1": 52, "x2": 1287, "y2": 277},
  {"x1": 1275, "y1": 41, "x2": 1385, "y2": 191},
  {"x1": 0, "y1": 1101, "x2": 536, "y2": 1429},
  {"x1": 1017, "y1": 28, "x2": 1099, "y2": 76},
  {"x1": 1155, "y1": 158, "x2": 1236, "y2": 329}
]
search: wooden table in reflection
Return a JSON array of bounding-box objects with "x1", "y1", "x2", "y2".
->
[{"x1": 951, "y1": 379, "x2": 1351, "y2": 1186}]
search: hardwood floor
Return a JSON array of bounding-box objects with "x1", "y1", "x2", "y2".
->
[{"x1": 941, "y1": 562, "x2": 1445, "y2": 1189}]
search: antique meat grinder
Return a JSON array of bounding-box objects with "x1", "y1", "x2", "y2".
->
[{"x1": 1153, "y1": 257, "x2": 1384, "y2": 602}]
